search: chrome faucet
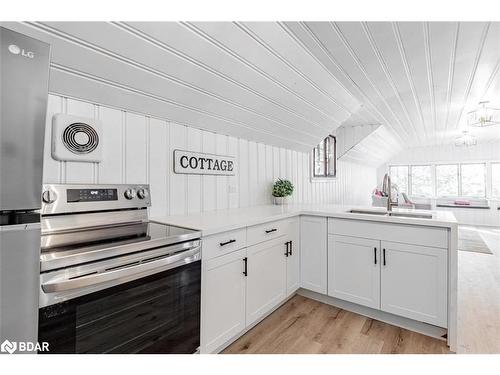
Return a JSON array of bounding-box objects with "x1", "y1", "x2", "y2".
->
[{"x1": 382, "y1": 173, "x2": 397, "y2": 212}]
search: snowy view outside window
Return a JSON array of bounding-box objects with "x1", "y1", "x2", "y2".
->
[
  {"x1": 313, "y1": 135, "x2": 336, "y2": 178},
  {"x1": 461, "y1": 163, "x2": 486, "y2": 197},
  {"x1": 436, "y1": 164, "x2": 459, "y2": 197},
  {"x1": 493, "y1": 163, "x2": 500, "y2": 197},
  {"x1": 389, "y1": 165, "x2": 408, "y2": 194},
  {"x1": 410, "y1": 165, "x2": 432, "y2": 197}
]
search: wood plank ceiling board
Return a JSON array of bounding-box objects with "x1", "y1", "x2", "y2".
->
[
  {"x1": 336, "y1": 22, "x2": 421, "y2": 143},
  {"x1": 124, "y1": 22, "x2": 340, "y2": 135},
  {"x1": 187, "y1": 22, "x2": 356, "y2": 128},
  {"x1": 32, "y1": 21, "x2": 324, "y2": 145},
  {"x1": 2, "y1": 21, "x2": 499, "y2": 157},
  {"x1": 296, "y1": 21, "x2": 500, "y2": 152},
  {"x1": 335, "y1": 124, "x2": 403, "y2": 167},
  {"x1": 0, "y1": 21, "x2": 363, "y2": 152},
  {"x1": 84, "y1": 21, "x2": 331, "y2": 140},
  {"x1": 302, "y1": 22, "x2": 413, "y2": 144}
]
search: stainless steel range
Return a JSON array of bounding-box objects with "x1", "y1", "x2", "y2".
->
[{"x1": 38, "y1": 184, "x2": 201, "y2": 354}]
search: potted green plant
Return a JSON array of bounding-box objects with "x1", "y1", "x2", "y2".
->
[{"x1": 272, "y1": 178, "x2": 294, "y2": 205}]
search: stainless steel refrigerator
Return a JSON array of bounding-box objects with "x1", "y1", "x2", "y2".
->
[{"x1": 0, "y1": 27, "x2": 50, "y2": 351}]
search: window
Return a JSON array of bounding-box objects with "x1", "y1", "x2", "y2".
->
[
  {"x1": 410, "y1": 165, "x2": 432, "y2": 197},
  {"x1": 389, "y1": 162, "x2": 492, "y2": 198},
  {"x1": 389, "y1": 165, "x2": 409, "y2": 194},
  {"x1": 492, "y1": 163, "x2": 500, "y2": 197},
  {"x1": 436, "y1": 164, "x2": 459, "y2": 197},
  {"x1": 461, "y1": 163, "x2": 486, "y2": 197},
  {"x1": 313, "y1": 135, "x2": 336, "y2": 178}
]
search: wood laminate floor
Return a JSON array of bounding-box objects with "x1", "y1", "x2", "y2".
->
[
  {"x1": 223, "y1": 295, "x2": 450, "y2": 354},
  {"x1": 457, "y1": 225, "x2": 500, "y2": 353},
  {"x1": 224, "y1": 226, "x2": 500, "y2": 354}
]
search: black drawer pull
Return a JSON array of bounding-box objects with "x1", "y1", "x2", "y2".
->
[
  {"x1": 383, "y1": 248, "x2": 386, "y2": 266},
  {"x1": 289, "y1": 241, "x2": 293, "y2": 256},
  {"x1": 284, "y1": 241, "x2": 289, "y2": 257},
  {"x1": 374, "y1": 247, "x2": 377, "y2": 265},
  {"x1": 243, "y1": 257, "x2": 248, "y2": 276},
  {"x1": 220, "y1": 239, "x2": 236, "y2": 247},
  {"x1": 265, "y1": 228, "x2": 277, "y2": 234}
]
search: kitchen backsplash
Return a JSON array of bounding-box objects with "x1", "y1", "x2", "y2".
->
[{"x1": 43, "y1": 94, "x2": 376, "y2": 217}]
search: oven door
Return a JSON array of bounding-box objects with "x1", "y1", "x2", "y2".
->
[{"x1": 38, "y1": 243, "x2": 201, "y2": 354}]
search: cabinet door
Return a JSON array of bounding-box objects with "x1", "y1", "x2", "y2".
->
[
  {"x1": 380, "y1": 241, "x2": 448, "y2": 328},
  {"x1": 246, "y1": 237, "x2": 287, "y2": 326},
  {"x1": 201, "y1": 249, "x2": 246, "y2": 353},
  {"x1": 285, "y1": 218, "x2": 300, "y2": 296},
  {"x1": 300, "y1": 216, "x2": 327, "y2": 294},
  {"x1": 328, "y1": 235, "x2": 381, "y2": 309}
]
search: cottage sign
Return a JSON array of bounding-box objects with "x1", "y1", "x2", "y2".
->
[{"x1": 173, "y1": 150, "x2": 237, "y2": 176}]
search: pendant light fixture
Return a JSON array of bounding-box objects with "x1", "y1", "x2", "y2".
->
[
  {"x1": 454, "y1": 130, "x2": 477, "y2": 147},
  {"x1": 467, "y1": 101, "x2": 500, "y2": 127}
]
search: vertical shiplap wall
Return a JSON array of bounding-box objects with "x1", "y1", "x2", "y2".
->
[{"x1": 44, "y1": 94, "x2": 376, "y2": 217}]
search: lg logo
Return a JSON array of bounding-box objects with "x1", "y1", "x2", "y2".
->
[{"x1": 8, "y1": 44, "x2": 35, "y2": 59}]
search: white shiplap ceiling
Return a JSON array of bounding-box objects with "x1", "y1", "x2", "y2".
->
[
  {"x1": 291, "y1": 21, "x2": 500, "y2": 147},
  {"x1": 2, "y1": 21, "x2": 500, "y2": 154}
]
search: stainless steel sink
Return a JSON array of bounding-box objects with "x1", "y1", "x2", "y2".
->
[
  {"x1": 388, "y1": 212, "x2": 433, "y2": 219},
  {"x1": 347, "y1": 209, "x2": 433, "y2": 219},
  {"x1": 348, "y1": 209, "x2": 387, "y2": 216}
]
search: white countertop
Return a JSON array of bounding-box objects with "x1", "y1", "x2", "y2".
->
[{"x1": 152, "y1": 204, "x2": 458, "y2": 236}]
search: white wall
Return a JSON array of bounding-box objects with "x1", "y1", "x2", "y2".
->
[
  {"x1": 44, "y1": 94, "x2": 376, "y2": 217},
  {"x1": 380, "y1": 143, "x2": 500, "y2": 171}
]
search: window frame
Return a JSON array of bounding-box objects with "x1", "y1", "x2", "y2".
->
[
  {"x1": 312, "y1": 135, "x2": 337, "y2": 180},
  {"x1": 435, "y1": 163, "x2": 460, "y2": 198},
  {"x1": 460, "y1": 162, "x2": 487, "y2": 198},
  {"x1": 388, "y1": 165, "x2": 409, "y2": 195},
  {"x1": 409, "y1": 164, "x2": 433, "y2": 198},
  {"x1": 491, "y1": 162, "x2": 500, "y2": 198},
  {"x1": 388, "y1": 161, "x2": 492, "y2": 199}
]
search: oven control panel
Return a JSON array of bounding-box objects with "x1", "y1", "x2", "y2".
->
[
  {"x1": 41, "y1": 184, "x2": 151, "y2": 215},
  {"x1": 67, "y1": 188, "x2": 118, "y2": 202}
]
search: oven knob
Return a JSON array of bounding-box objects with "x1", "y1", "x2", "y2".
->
[
  {"x1": 137, "y1": 188, "x2": 149, "y2": 199},
  {"x1": 42, "y1": 190, "x2": 57, "y2": 204},
  {"x1": 124, "y1": 188, "x2": 136, "y2": 200}
]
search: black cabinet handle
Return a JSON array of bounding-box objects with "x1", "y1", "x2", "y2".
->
[
  {"x1": 289, "y1": 241, "x2": 293, "y2": 256},
  {"x1": 284, "y1": 242, "x2": 289, "y2": 257},
  {"x1": 383, "y1": 248, "x2": 386, "y2": 266},
  {"x1": 374, "y1": 247, "x2": 377, "y2": 265},
  {"x1": 243, "y1": 257, "x2": 248, "y2": 276},
  {"x1": 220, "y1": 239, "x2": 236, "y2": 247},
  {"x1": 265, "y1": 228, "x2": 277, "y2": 234}
]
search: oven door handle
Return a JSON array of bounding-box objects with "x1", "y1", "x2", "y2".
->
[{"x1": 41, "y1": 246, "x2": 201, "y2": 293}]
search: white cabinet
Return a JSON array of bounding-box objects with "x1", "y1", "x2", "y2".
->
[
  {"x1": 246, "y1": 237, "x2": 287, "y2": 326},
  {"x1": 201, "y1": 217, "x2": 299, "y2": 352},
  {"x1": 201, "y1": 249, "x2": 246, "y2": 353},
  {"x1": 285, "y1": 218, "x2": 300, "y2": 296},
  {"x1": 327, "y1": 218, "x2": 448, "y2": 328},
  {"x1": 380, "y1": 241, "x2": 448, "y2": 327},
  {"x1": 300, "y1": 216, "x2": 327, "y2": 294},
  {"x1": 328, "y1": 235, "x2": 380, "y2": 309}
]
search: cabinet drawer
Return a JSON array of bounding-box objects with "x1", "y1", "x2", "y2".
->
[
  {"x1": 247, "y1": 218, "x2": 291, "y2": 246},
  {"x1": 203, "y1": 228, "x2": 247, "y2": 260},
  {"x1": 329, "y1": 218, "x2": 448, "y2": 249}
]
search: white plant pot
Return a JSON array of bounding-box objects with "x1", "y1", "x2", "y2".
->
[{"x1": 273, "y1": 196, "x2": 287, "y2": 205}]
